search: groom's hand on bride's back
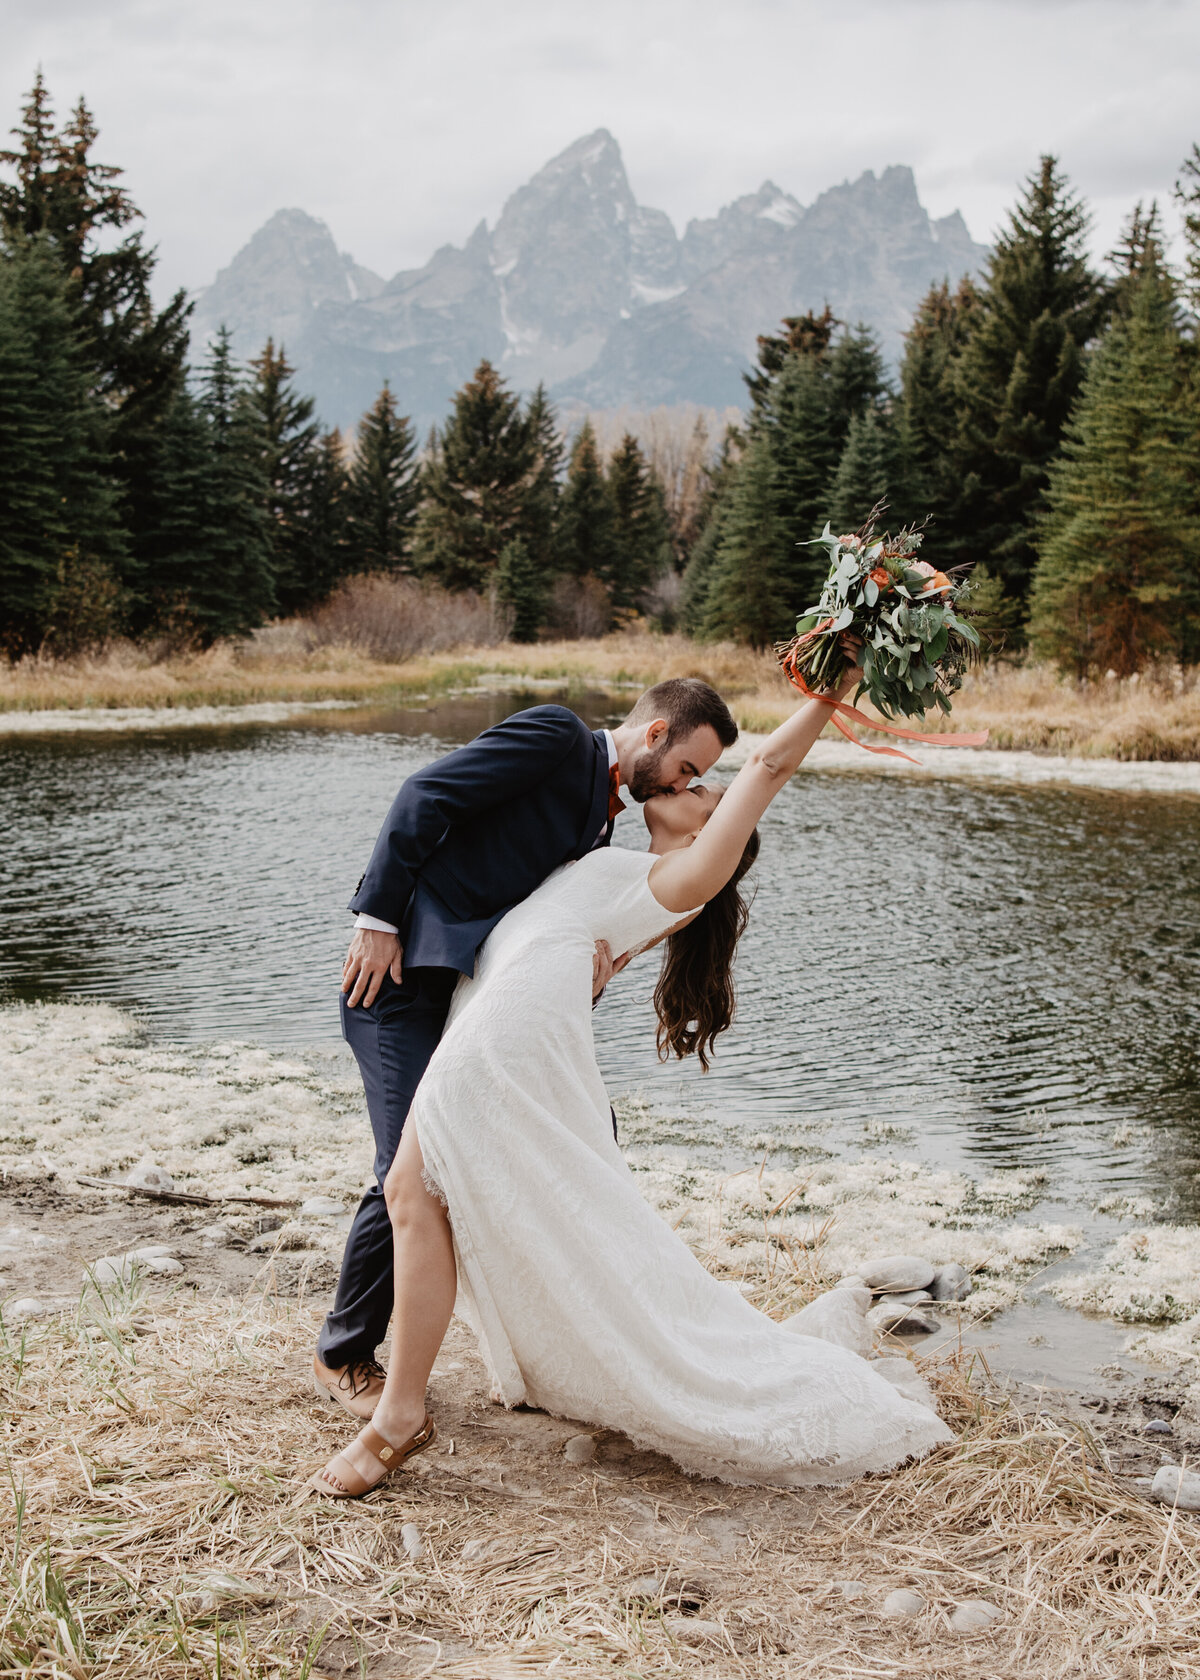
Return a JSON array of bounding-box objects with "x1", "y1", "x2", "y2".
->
[{"x1": 342, "y1": 929, "x2": 404, "y2": 1008}]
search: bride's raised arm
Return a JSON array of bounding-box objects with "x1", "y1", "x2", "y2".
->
[{"x1": 648, "y1": 674, "x2": 855, "y2": 914}]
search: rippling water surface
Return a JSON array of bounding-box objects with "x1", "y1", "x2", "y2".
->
[{"x1": 3, "y1": 690, "x2": 1199, "y2": 1223}]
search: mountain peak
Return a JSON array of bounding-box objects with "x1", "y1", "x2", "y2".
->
[{"x1": 192, "y1": 135, "x2": 988, "y2": 428}]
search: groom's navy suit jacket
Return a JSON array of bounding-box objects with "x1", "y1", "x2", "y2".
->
[{"x1": 348, "y1": 704, "x2": 612, "y2": 976}]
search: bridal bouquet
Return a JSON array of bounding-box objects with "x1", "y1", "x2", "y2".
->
[{"x1": 776, "y1": 509, "x2": 987, "y2": 760}]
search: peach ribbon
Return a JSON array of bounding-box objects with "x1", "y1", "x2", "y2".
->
[{"x1": 780, "y1": 622, "x2": 989, "y2": 766}]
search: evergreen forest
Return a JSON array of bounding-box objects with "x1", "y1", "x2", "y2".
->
[{"x1": 3, "y1": 74, "x2": 1200, "y2": 681}]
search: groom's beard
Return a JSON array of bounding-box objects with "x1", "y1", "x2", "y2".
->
[{"x1": 626, "y1": 741, "x2": 675, "y2": 804}]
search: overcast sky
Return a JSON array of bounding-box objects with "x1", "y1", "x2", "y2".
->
[{"x1": 3, "y1": 0, "x2": 1197, "y2": 299}]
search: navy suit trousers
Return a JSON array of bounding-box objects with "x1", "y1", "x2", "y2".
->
[{"x1": 316, "y1": 966, "x2": 458, "y2": 1367}]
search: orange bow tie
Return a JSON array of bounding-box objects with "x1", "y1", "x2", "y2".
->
[{"x1": 607, "y1": 763, "x2": 625, "y2": 823}]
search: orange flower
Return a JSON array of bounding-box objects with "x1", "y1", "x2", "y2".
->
[
  {"x1": 930, "y1": 571, "x2": 951, "y2": 592},
  {"x1": 869, "y1": 566, "x2": 891, "y2": 589}
]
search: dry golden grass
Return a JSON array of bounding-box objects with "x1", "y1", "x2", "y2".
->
[
  {"x1": 5, "y1": 1265, "x2": 1198, "y2": 1680},
  {"x1": 3, "y1": 626, "x2": 1199, "y2": 760}
]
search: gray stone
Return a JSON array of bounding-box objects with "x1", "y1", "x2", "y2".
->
[
  {"x1": 949, "y1": 1599, "x2": 1001, "y2": 1632},
  {"x1": 400, "y1": 1522, "x2": 425, "y2": 1561},
  {"x1": 564, "y1": 1434, "x2": 596, "y2": 1465},
  {"x1": 89, "y1": 1250, "x2": 182, "y2": 1286},
  {"x1": 867, "y1": 1302, "x2": 937, "y2": 1335},
  {"x1": 880, "y1": 1588, "x2": 925, "y2": 1618},
  {"x1": 1151, "y1": 1465, "x2": 1200, "y2": 1511},
  {"x1": 877, "y1": 1288, "x2": 932, "y2": 1306},
  {"x1": 859, "y1": 1256, "x2": 937, "y2": 1294},
  {"x1": 831, "y1": 1579, "x2": 869, "y2": 1599},
  {"x1": 623, "y1": 1574, "x2": 668, "y2": 1600},
  {"x1": 662, "y1": 1615, "x2": 724, "y2": 1648},
  {"x1": 783, "y1": 1288, "x2": 872, "y2": 1357},
  {"x1": 930, "y1": 1263, "x2": 971, "y2": 1302},
  {"x1": 1144, "y1": 1419, "x2": 1173, "y2": 1436},
  {"x1": 6, "y1": 1297, "x2": 48, "y2": 1323},
  {"x1": 125, "y1": 1159, "x2": 174, "y2": 1193},
  {"x1": 835, "y1": 1274, "x2": 867, "y2": 1290},
  {"x1": 300, "y1": 1196, "x2": 345, "y2": 1216},
  {"x1": 870, "y1": 1357, "x2": 938, "y2": 1411}
]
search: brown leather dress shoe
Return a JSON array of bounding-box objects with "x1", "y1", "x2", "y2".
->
[{"x1": 312, "y1": 1355, "x2": 386, "y2": 1420}]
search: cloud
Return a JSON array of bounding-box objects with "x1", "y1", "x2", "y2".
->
[{"x1": 2, "y1": 0, "x2": 1197, "y2": 298}]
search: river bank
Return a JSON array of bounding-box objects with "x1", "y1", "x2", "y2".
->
[
  {"x1": 3, "y1": 631, "x2": 1199, "y2": 761},
  {"x1": 5, "y1": 1003, "x2": 1200, "y2": 1677}
]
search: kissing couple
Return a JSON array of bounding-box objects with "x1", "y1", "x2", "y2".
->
[{"x1": 310, "y1": 674, "x2": 952, "y2": 1496}]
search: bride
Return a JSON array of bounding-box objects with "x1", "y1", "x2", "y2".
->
[{"x1": 312, "y1": 683, "x2": 954, "y2": 1496}]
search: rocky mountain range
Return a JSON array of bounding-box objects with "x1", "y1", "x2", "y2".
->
[{"x1": 190, "y1": 130, "x2": 988, "y2": 432}]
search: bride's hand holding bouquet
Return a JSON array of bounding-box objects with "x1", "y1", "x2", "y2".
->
[{"x1": 776, "y1": 506, "x2": 988, "y2": 763}]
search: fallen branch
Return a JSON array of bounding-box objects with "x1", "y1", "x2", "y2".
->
[{"x1": 74, "y1": 1174, "x2": 300, "y2": 1209}]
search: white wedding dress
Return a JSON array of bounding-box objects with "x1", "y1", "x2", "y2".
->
[{"x1": 411, "y1": 846, "x2": 953, "y2": 1486}]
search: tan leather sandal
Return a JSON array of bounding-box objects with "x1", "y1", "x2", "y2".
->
[{"x1": 309, "y1": 1414, "x2": 436, "y2": 1499}]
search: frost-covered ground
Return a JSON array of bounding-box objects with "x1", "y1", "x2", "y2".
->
[
  {"x1": 3, "y1": 1002, "x2": 1079, "y2": 1323},
  {"x1": 0, "y1": 699, "x2": 362, "y2": 734},
  {"x1": 721, "y1": 736, "x2": 1200, "y2": 796},
  {"x1": 1051, "y1": 1226, "x2": 1200, "y2": 1374}
]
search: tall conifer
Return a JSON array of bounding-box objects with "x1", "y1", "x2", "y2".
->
[
  {"x1": 1028, "y1": 261, "x2": 1192, "y2": 676},
  {"x1": 523, "y1": 383, "x2": 564, "y2": 576},
  {"x1": 945, "y1": 157, "x2": 1109, "y2": 604},
  {"x1": 0, "y1": 76, "x2": 191, "y2": 616},
  {"x1": 414, "y1": 361, "x2": 534, "y2": 589},
  {"x1": 606, "y1": 433, "x2": 672, "y2": 613},
  {"x1": 246, "y1": 338, "x2": 336, "y2": 612},
  {"x1": 557, "y1": 420, "x2": 619, "y2": 586},
  {"x1": 344, "y1": 383, "x2": 419, "y2": 576},
  {"x1": 185, "y1": 328, "x2": 274, "y2": 642},
  {"x1": 0, "y1": 236, "x2": 125, "y2": 655},
  {"x1": 701, "y1": 437, "x2": 792, "y2": 649},
  {"x1": 892, "y1": 277, "x2": 980, "y2": 526},
  {"x1": 826, "y1": 411, "x2": 891, "y2": 534}
]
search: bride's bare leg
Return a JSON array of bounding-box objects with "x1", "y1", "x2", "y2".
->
[{"x1": 314, "y1": 1122, "x2": 454, "y2": 1492}]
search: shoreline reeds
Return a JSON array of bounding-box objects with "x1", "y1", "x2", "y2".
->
[{"x1": 2, "y1": 627, "x2": 1199, "y2": 762}]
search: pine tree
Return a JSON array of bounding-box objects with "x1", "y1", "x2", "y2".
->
[
  {"x1": 745, "y1": 306, "x2": 838, "y2": 414},
  {"x1": 891, "y1": 277, "x2": 980, "y2": 527},
  {"x1": 747, "y1": 314, "x2": 893, "y2": 611},
  {"x1": 523, "y1": 383, "x2": 564, "y2": 576},
  {"x1": 701, "y1": 436, "x2": 792, "y2": 648},
  {"x1": 945, "y1": 156, "x2": 1110, "y2": 605},
  {"x1": 1027, "y1": 260, "x2": 1193, "y2": 677},
  {"x1": 1109, "y1": 202, "x2": 1170, "y2": 319},
  {"x1": 681, "y1": 425, "x2": 743, "y2": 635},
  {"x1": 557, "y1": 420, "x2": 619, "y2": 591},
  {"x1": 0, "y1": 235, "x2": 125, "y2": 656},
  {"x1": 826, "y1": 410, "x2": 890, "y2": 534},
  {"x1": 606, "y1": 432, "x2": 672, "y2": 612},
  {"x1": 0, "y1": 76, "x2": 191, "y2": 616},
  {"x1": 344, "y1": 383, "x2": 419, "y2": 576},
  {"x1": 245, "y1": 338, "x2": 333, "y2": 613},
  {"x1": 414, "y1": 361, "x2": 535, "y2": 589},
  {"x1": 185, "y1": 328, "x2": 274, "y2": 643},
  {"x1": 496, "y1": 538, "x2": 545, "y2": 642},
  {"x1": 1174, "y1": 143, "x2": 1200, "y2": 313},
  {"x1": 303, "y1": 429, "x2": 352, "y2": 602}
]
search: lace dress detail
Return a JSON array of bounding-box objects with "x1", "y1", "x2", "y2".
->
[{"x1": 410, "y1": 847, "x2": 953, "y2": 1487}]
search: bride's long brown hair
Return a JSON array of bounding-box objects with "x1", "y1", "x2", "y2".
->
[{"x1": 653, "y1": 825, "x2": 760, "y2": 1073}]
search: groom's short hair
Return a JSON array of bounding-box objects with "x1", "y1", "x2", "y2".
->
[{"x1": 624, "y1": 678, "x2": 738, "y2": 749}]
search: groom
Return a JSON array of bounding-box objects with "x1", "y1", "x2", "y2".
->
[{"x1": 315, "y1": 678, "x2": 738, "y2": 1416}]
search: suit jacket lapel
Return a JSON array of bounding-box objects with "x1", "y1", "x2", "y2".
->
[{"x1": 574, "y1": 732, "x2": 612, "y2": 859}]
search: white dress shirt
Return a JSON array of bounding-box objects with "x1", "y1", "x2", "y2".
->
[{"x1": 354, "y1": 728, "x2": 618, "y2": 936}]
